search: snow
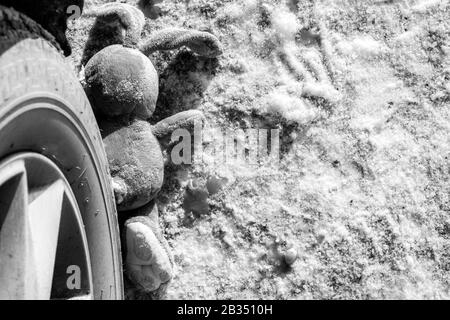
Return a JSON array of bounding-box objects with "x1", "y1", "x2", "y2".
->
[{"x1": 68, "y1": 0, "x2": 450, "y2": 299}]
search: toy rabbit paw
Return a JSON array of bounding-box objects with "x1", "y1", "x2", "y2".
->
[{"x1": 124, "y1": 202, "x2": 173, "y2": 296}]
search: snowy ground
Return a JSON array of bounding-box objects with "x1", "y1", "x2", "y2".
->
[{"x1": 68, "y1": 0, "x2": 450, "y2": 299}]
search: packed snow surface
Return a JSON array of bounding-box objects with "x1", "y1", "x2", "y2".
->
[{"x1": 68, "y1": 0, "x2": 450, "y2": 299}]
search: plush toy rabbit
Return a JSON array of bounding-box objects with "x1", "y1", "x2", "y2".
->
[{"x1": 83, "y1": 2, "x2": 221, "y2": 296}]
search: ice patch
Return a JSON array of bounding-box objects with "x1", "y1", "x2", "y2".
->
[
  {"x1": 271, "y1": 8, "x2": 300, "y2": 41},
  {"x1": 265, "y1": 91, "x2": 317, "y2": 124},
  {"x1": 411, "y1": 0, "x2": 446, "y2": 13},
  {"x1": 337, "y1": 36, "x2": 387, "y2": 58}
]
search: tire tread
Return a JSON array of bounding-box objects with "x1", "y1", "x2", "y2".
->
[{"x1": 0, "y1": 5, "x2": 61, "y2": 54}]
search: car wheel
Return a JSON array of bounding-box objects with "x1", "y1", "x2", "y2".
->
[{"x1": 0, "y1": 7, "x2": 124, "y2": 300}]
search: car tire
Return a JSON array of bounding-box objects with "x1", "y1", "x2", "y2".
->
[{"x1": 0, "y1": 6, "x2": 124, "y2": 300}]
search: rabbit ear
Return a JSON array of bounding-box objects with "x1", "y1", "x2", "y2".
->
[
  {"x1": 81, "y1": 3, "x2": 146, "y2": 66},
  {"x1": 90, "y1": 2, "x2": 145, "y2": 36},
  {"x1": 139, "y1": 28, "x2": 222, "y2": 58}
]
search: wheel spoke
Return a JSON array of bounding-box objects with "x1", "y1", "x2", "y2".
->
[
  {"x1": 27, "y1": 179, "x2": 65, "y2": 299},
  {"x1": 0, "y1": 160, "x2": 37, "y2": 299},
  {"x1": 0, "y1": 153, "x2": 96, "y2": 300}
]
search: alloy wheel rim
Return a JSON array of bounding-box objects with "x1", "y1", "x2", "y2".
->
[{"x1": 0, "y1": 152, "x2": 93, "y2": 300}]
